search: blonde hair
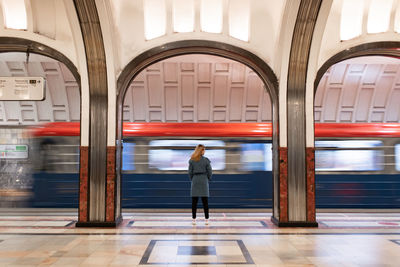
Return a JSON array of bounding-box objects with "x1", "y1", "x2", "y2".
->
[{"x1": 190, "y1": 144, "x2": 205, "y2": 161}]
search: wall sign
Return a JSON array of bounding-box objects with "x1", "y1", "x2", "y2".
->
[
  {"x1": 0, "y1": 77, "x2": 45, "y2": 101},
  {"x1": 0, "y1": 145, "x2": 28, "y2": 159}
]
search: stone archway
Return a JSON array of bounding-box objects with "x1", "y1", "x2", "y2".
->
[
  {"x1": 0, "y1": 37, "x2": 80, "y2": 83},
  {"x1": 0, "y1": 37, "x2": 81, "y2": 212},
  {"x1": 313, "y1": 42, "x2": 400, "y2": 211},
  {"x1": 115, "y1": 40, "x2": 279, "y2": 222}
]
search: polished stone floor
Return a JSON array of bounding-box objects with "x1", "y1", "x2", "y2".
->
[{"x1": 0, "y1": 210, "x2": 400, "y2": 266}]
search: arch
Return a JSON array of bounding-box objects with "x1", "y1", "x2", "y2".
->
[
  {"x1": 315, "y1": 41, "x2": 400, "y2": 93},
  {"x1": 116, "y1": 40, "x2": 279, "y2": 145},
  {"x1": 116, "y1": 40, "x2": 279, "y2": 217},
  {"x1": 312, "y1": 42, "x2": 400, "y2": 211},
  {"x1": 117, "y1": 40, "x2": 278, "y2": 99},
  {"x1": 0, "y1": 37, "x2": 80, "y2": 84},
  {"x1": 0, "y1": 36, "x2": 82, "y2": 213}
]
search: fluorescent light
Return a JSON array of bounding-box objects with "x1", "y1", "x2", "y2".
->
[
  {"x1": 201, "y1": 0, "x2": 223, "y2": 33},
  {"x1": 143, "y1": 0, "x2": 166, "y2": 40},
  {"x1": 394, "y1": 1, "x2": 400, "y2": 33},
  {"x1": 2, "y1": 0, "x2": 27, "y2": 30},
  {"x1": 340, "y1": 0, "x2": 364, "y2": 40},
  {"x1": 173, "y1": 0, "x2": 194, "y2": 33},
  {"x1": 367, "y1": 0, "x2": 392, "y2": 33},
  {"x1": 229, "y1": 0, "x2": 250, "y2": 41}
]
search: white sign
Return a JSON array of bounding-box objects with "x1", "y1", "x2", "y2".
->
[
  {"x1": 0, "y1": 77, "x2": 45, "y2": 101},
  {"x1": 0, "y1": 145, "x2": 28, "y2": 159}
]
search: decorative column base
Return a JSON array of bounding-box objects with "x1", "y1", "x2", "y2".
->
[
  {"x1": 77, "y1": 146, "x2": 122, "y2": 227},
  {"x1": 76, "y1": 215, "x2": 123, "y2": 227},
  {"x1": 78, "y1": 146, "x2": 89, "y2": 224},
  {"x1": 271, "y1": 147, "x2": 318, "y2": 227},
  {"x1": 271, "y1": 216, "x2": 318, "y2": 227}
]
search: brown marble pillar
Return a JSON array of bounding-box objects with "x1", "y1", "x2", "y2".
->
[
  {"x1": 306, "y1": 147, "x2": 316, "y2": 222},
  {"x1": 271, "y1": 146, "x2": 289, "y2": 226},
  {"x1": 78, "y1": 146, "x2": 89, "y2": 222},
  {"x1": 279, "y1": 147, "x2": 288, "y2": 222},
  {"x1": 106, "y1": 146, "x2": 116, "y2": 222},
  {"x1": 272, "y1": 146, "x2": 318, "y2": 227},
  {"x1": 77, "y1": 145, "x2": 122, "y2": 227}
]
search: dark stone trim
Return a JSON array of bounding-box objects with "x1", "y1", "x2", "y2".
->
[
  {"x1": 237, "y1": 239, "x2": 255, "y2": 264},
  {"x1": 390, "y1": 240, "x2": 400, "y2": 246},
  {"x1": 2, "y1": 232, "x2": 400, "y2": 235},
  {"x1": 271, "y1": 216, "x2": 318, "y2": 227},
  {"x1": 286, "y1": 0, "x2": 322, "y2": 222},
  {"x1": 73, "y1": 0, "x2": 108, "y2": 222},
  {"x1": 177, "y1": 246, "x2": 217, "y2": 255},
  {"x1": 64, "y1": 221, "x2": 76, "y2": 227},
  {"x1": 116, "y1": 40, "x2": 280, "y2": 224},
  {"x1": 315, "y1": 42, "x2": 400, "y2": 92},
  {"x1": 75, "y1": 215, "x2": 122, "y2": 227},
  {"x1": 139, "y1": 239, "x2": 156, "y2": 265}
]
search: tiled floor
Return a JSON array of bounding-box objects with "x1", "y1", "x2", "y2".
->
[{"x1": 0, "y1": 211, "x2": 400, "y2": 266}]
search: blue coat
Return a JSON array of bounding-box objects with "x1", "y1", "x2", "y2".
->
[{"x1": 188, "y1": 156, "x2": 212, "y2": 197}]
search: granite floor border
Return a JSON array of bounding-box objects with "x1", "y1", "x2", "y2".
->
[
  {"x1": 139, "y1": 239, "x2": 157, "y2": 265},
  {"x1": 236, "y1": 239, "x2": 254, "y2": 264},
  {"x1": 139, "y1": 239, "x2": 254, "y2": 265},
  {"x1": 0, "y1": 232, "x2": 400, "y2": 236},
  {"x1": 64, "y1": 221, "x2": 76, "y2": 227},
  {"x1": 390, "y1": 239, "x2": 400, "y2": 246}
]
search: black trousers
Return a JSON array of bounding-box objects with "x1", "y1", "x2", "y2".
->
[{"x1": 192, "y1": 197, "x2": 209, "y2": 219}]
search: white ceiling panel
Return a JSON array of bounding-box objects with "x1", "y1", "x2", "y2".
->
[
  {"x1": 123, "y1": 55, "x2": 271, "y2": 123},
  {"x1": 315, "y1": 56, "x2": 400, "y2": 123},
  {"x1": 0, "y1": 53, "x2": 79, "y2": 125}
]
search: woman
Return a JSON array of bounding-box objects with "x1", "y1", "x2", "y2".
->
[{"x1": 188, "y1": 144, "x2": 212, "y2": 225}]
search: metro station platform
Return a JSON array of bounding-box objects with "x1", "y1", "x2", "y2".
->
[{"x1": 0, "y1": 211, "x2": 400, "y2": 266}]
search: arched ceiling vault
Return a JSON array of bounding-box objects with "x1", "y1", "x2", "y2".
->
[{"x1": 315, "y1": 55, "x2": 400, "y2": 124}]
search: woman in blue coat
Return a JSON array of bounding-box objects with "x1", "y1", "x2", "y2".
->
[{"x1": 188, "y1": 144, "x2": 212, "y2": 225}]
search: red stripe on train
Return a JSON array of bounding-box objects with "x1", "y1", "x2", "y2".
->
[{"x1": 29, "y1": 122, "x2": 400, "y2": 137}]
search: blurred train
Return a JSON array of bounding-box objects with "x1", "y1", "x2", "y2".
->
[{"x1": 29, "y1": 122, "x2": 400, "y2": 209}]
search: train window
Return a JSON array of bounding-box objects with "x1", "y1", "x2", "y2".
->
[
  {"x1": 395, "y1": 144, "x2": 400, "y2": 171},
  {"x1": 149, "y1": 140, "x2": 225, "y2": 147},
  {"x1": 122, "y1": 143, "x2": 135, "y2": 171},
  {"x1": 240, "y1": 143, "x2": 272, "y2": 171},
  {"x1": 39, "y1": 143, "x2": 80, "y2": 173},
  {"x1": 315, "y1": 140, "x2": 383, "y2": 171},
  {"x1": 148, "y1": 140, "x2": 226, "y2": 170}
]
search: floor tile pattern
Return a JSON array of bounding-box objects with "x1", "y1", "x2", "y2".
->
[
  {"x1": 140, "y1": 240, "x2": 253, "y2": 264},
  {"x1": 0, "y1": 220, "x2": 72, "y2": 227},
  {"x1": 321, "y1": 221, "x2": 400, "y2": 228},
  {"x1": 128, "y1": 220, "x2": 265, "y2": 228},
  {"x1": 0, "y1": 211, "x2": 399, "y2": 266},
  {"x1": 177, "y1": 246, "x2": 217, "y2": 255},
  {"x1": 391, "y1": 239, "x2": 400, "y2": 246}
]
